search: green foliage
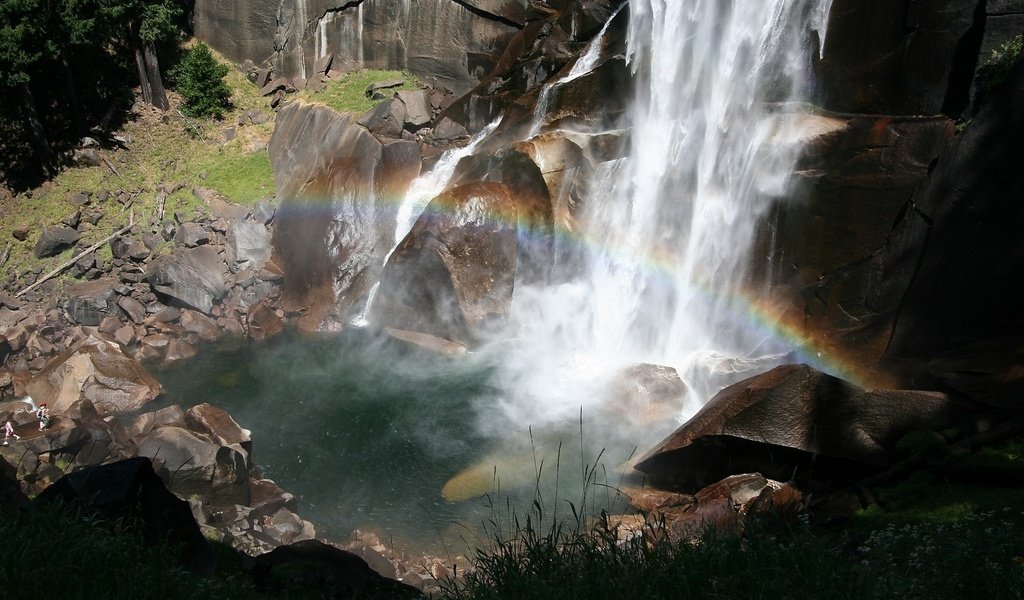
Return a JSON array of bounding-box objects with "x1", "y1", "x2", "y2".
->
[
  {"x1": 192, "y1": 150, "x2": 274, "y2": 204},
  {"x1": 170, "y1": 43, "x2": 232, "y2": 119},
  {"x1": 0, "y1": 0, "x2": 46, "y2": 87},
  {"x1": 976, "y1": 35, "x2": 1023, "y2": 101}
]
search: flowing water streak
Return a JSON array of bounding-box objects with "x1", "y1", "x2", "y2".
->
[
  {"x1": 352, "y1": 121, "x2": 500, "y2": 326},
  {"x1": 527, "y1": 5, "x2": 624, "y2": 137}
]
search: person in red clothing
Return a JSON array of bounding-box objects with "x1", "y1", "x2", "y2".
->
[{"x1": 35, "y1": 403, "x2": 51, "y2": 431}]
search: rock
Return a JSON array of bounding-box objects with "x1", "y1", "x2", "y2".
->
[
  {"x1": 62, "y1": 210, "x2": 82, "y2": 229},
  {"x1": 34, "y1": 226, "x2": 82, "y2": 258},
  {"x1": 247, "y1": 303, "x2": 283, "y2": 342},
  {"x1": 113, "y1": 324, "x2": 134, "y2": 345},
  {"x1": 397, "y1": 89, "x2": 432, "y2": 129},
  {"x1": 12, "y1": 224, "x2": 30, "y2": 240},
  {"x1": 34, "y1": 457, "x2": 214, "y2": 570},
  {"x1": 369, "y1": 181, "x2": 518, "y2": 344},
  {"x1": 174, "y1": 222, "x2": 210, "y2": 247},
  {"x1": 127, "y1": 405, "x2": 186, "y2": 439},
  {"x1": 251, "y1": 200, "x2": 276, "y2": 225},
  {"x1": 185, "y1": 403, "x2": 252, "y2": 453},
  {"x1": 270, "y1": 104, "x2": 420, "y2": 327},
  {"x1": 67, "y1": 191, "x2": 92, "y2": 206},
  {"x1": 137, "y1": 426, "x2": 249, "y2": 505},
  {"x1": 116, "y1": 295, "x2": 147, "y2": 324},
  {"x1": 251, "y1": 540, "x2": 421, "y2": 600},
  {"x1": 163, "y1": 338, "x2": 198, "y2": 363},
  {"x1": 312, "y1": 52, "x2": 333, "y2": 75},
  {"x1": 25, "y1": 335, "x2": 162, "y2": 415},
  {"x1": 357, "y1": 98, "x2": 406, "y2": 138},
  {"x1": 147, "y1": 245, "x2": 229, "y2": 314},
  {"x1": 178, "y1": 309, "x2": 221, "y2": 341},
  {"x1": 606, "y1": 363, "x2": 688, "y2": 426},
  {"x1": 110, "y1": 236, "x2": 152, "y2": 261},
  {"x1": 634, "y1": 364, "x2": 965, "y2": 491},
  {"x1": 230, "y1": 222, "x2": 271, "y2": 268},
  {"x1": 64, "y1": 277, "x2": 121, "y2": 325},
  {"x1": 193, "y1": 187, "x2": 251, "y2": 221}
]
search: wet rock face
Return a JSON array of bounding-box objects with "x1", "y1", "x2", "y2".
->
[
  {"x1": 814, "y1": 0, "x2": 978, "y2": 115},
  {"x1": 193, "y1": 0, "x2": 529, "y2": 96},
  {"x1": 269, "y1": 103, "x2": 421, "y2": 328},
  {"x1": 369, "y1": 181, "x2": 518, "y2": 344}
]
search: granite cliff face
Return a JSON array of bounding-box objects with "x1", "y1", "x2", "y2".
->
[{"x1": 192, "y1": 0, "x2": 533, "y2": 95}]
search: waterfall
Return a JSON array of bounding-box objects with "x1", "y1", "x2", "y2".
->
[{"x1": 492, "y1": 0, "x2": 833, "y2": 432}]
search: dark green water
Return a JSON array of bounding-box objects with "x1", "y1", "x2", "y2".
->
[{"x1": 151, "y1": 328, "x2": 506, "y2": 551}]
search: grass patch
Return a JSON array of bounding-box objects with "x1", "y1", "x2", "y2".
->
[
  {"x1": 190, "y1": 149, "x2": 274, "y2": 205},
  {"x1": 297, "y1": 69, "x2": 421, "y2": 115}
]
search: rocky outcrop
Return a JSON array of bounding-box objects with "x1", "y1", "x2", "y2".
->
[
  {"x1": 146, "y1": 245, "x2": 229, "y2": 314},
  {"x1": 635, "y1": 364, "x2": 967, "y2": 491}
]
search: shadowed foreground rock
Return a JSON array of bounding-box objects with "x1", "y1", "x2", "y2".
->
[
  {"x1": 35, "y1": 457, "x2": 215, "y2": 571},
  {"x1": 635, "y1": 364, "x2": 968, "y2": 491},
  {"x1": 253, "y1": 539, "x2": 422, "y2": 600}
]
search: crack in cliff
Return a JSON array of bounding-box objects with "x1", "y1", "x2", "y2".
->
[{"x1": 448, "y1": 0, "x2": 525, "y2": 29}]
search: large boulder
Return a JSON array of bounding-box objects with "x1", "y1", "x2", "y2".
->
[
  {"x1": 33, "y1": 225, "x2": 81, "y2": 258},
  {"x1": 146, "y1": 245, "x2": 229, "y2": 314},
  {"x1": 269, "y1": 103, "x2": 420, "y2": 328},
  {"x1": 25, "y1": 336, "x2": 162, "y2": 416},
  {"x1": 369, "y1": 181, "x2": 519, "y2": 344},
  {"x1": 635, "y1": 364, "x2": 965, "y2": 491},
  {"x1": 230, "y1": 221, "x2": 272, "y2": 269},
  {"x1": 136, "y1": 425, "x2": 250, "y2": 505},
  {"x1": 252, "y1": 539, "x2": 421, "y2": 600}
]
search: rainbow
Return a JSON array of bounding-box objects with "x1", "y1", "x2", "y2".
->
[{"x1": 275, "y1": 179, "x2": 892, "y2": 391}]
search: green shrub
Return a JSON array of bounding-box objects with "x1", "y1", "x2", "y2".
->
[
  {"x1": 976, "y1": 35, "x2": 1023, "y2": 102},
  {"x1": 171, "y1": 42, "x2": 232, "y2": 119}
]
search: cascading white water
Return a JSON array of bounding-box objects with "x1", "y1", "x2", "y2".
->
[{"x1": 489, "y1": 0, "x2": 833, "y2": 437}]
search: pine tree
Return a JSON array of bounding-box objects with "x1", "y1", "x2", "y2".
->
[{"x1": 170, "y1": 42, "x2": 232, "y2": 119}]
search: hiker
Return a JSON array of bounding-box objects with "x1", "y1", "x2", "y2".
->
[
  {"x1": 36, "y1": 403, "x2": 51, "y2": 431},
  {"x1": 2, "y1": 418, "x2": 19, "y2": 445}
]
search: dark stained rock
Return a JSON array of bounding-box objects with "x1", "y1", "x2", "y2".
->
[
  {"x1": 33, "y1": 225, "x2": 81, "y2": 258},
  {"x1": 369, "y1": 181, "x2": 519, "y2": 344},
  {"x1": 252, "y1": 539, "x2": 421, "y2": 600},
  {"x1": 110, "y1": 234, "x2": 151, "y2": 260},
  {"x1": 635, "y1": 364, "x2": 966, "y2": 491},
  {"x1": 814, "y1": 0, "x2": 978, "y2": 115},
  {"x1": 35, "y1": 457, "x2": 213, "y2": 571},
  {"x1": 25, "y1": 335, "x2": 162, "y2": 415},
  {"x1": 147, "y1": 245, "x2": 229, "y2": 314}
]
